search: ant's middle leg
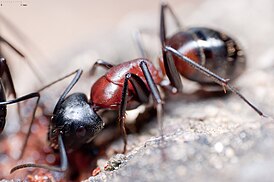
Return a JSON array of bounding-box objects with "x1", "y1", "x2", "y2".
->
[
  {"x1": 119, "y1": 62, "x2": 164, "y2": 153},
  {"x1": 90, "y1": 59, "x2": 114, "y2": 75},
  {"x1": 139, "y1": 61, "x2": 164, "y2": 139},
  {"x1": 119, "y1": 72, "x2": 152, "y2": 153}
]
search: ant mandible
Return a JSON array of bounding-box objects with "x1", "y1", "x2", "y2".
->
[{"x1": 156, "y1": 2, "x2": 265, "y2": 116}]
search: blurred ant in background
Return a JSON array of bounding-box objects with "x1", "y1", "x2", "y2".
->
[
  {"x1": 0, "y1": 14, "x2": 44, "y2": 137},
  {"x1": 0, "y1": 18, "x2": 50, "y2": 177}
]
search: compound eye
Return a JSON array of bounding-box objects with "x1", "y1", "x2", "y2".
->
[{"x1": 76, "y1": 126, "x2": 86, "y2": 137}]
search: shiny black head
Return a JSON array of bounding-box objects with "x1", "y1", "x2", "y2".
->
[{"x1": 49, "y1": 93, "x2": 104, "y2": 150}]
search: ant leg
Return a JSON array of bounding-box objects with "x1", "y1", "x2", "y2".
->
[
  {"x1": 0, "y1": 92, "x2": 40, "y2": 159},
  {"x1": 165, "y1": 46, "x2": 266, "y2": 117},
  {"x1": 10, "y1": 70, "x2": 83, "y2": 173},
  {"x1": 132, "y1": 29, "x2": 148, "y2": 58},
  {"x1": 160, "y1": 2, "x2": 183, "y2": 93},
  {"x1": 37, "y1": 69, "x2": 82, "y2": 93},
  {"x1": 119, "y1": 73, "x2": 151, "y2": 153},
  {"x1": 160, "y1": 1, "x2": 182, "y2": 45},
  {"x1": 54, "y1": 69, "x2": 83, "y2": 111},
  {"x1": 0, "y1": 14, "x2": 45, "y2": 82},
  {"x1": 139, "y1": 61, "x2": 164, "y2": 139},
  {"x1": 0, "y1": 36, "x2": 25, "y2": 57},
  {"x1": 0, "y1": 58, "x2": 17, "y2": 99},
  {"x1": 10, "y1": 134, "x2": 68, "y2": 173},
  {"x1": 119, "y1": 73, "x2": 135, "y2": 153},
  {"x1": 127, "y1": 74, "x2": 150, "y2": 104},
  {"x1": 0, "y1": 36, "x2": 44, "y2": 83},
  {"x1": 20, "y1": 70, "x2": 82, "y2": 159},
  {"x1": 0, "y1": 58, "x2": 25, "y2": 126},
  {"x1": 160, "y1": 2, "x2": 182, "y2": 31},
  {"x1": 119, "y1": 61, "x2": 165, "y2": 154},
  {"x1": 90, "y1": 59, "x2": 114, "y2": 75}
]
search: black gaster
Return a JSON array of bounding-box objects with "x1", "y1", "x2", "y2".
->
[{"x1": 189, "y1": 27, "x2": 246, "y2": 82}]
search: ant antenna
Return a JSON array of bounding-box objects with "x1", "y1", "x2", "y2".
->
[{"x1": 19, "y1": 70, "x2": 82, "y2": 159}]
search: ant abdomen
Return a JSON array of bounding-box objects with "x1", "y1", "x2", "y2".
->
[{"x1": 166, "y1": 27, "x2": 246, "y2": 84}]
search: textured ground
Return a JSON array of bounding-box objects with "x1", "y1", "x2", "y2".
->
[{"x1": 1, "y1": 0, "x2": 274, "y2": 181}]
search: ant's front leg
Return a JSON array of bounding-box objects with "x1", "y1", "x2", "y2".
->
[
  {"x1": 0, "y1": 92, "x2": 40, "y2": 160},
  {"x1": 11, "y1": 69, "x2": 83, "y2": 173},
  {"x1": 11, "y1": 134, "x2": 68, "y2": 173},
  {"x1": 119, "y1": 72, "x2": 150, "y2": 153}
]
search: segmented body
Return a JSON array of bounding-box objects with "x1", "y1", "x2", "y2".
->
[{"x1": 166, "y1": 27, "x2": 246, "y2": 84}]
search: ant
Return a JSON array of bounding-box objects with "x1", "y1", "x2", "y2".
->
[
  {"x1": 0, "y1": 16, "x2": 47, "y2": 164},
  {"x1": 0, "y1": 34, "x2": 25, "y2": 134},
  {"x1": 0, "y1": 14, "x2": 46, "y2": 132},
  {"x1": 8, "y1": 2, "x2": 266, "y2": 176},
  {"x1": 0, "y1": 37, "x2": 42, "y2": 136},
  {"x1": 8, "y1": 57, "x2": 164, "y2": 173}
]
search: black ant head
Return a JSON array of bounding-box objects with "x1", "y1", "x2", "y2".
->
[{"x1": 50, "y1": 93, "x2": 104, "y2": 150}]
